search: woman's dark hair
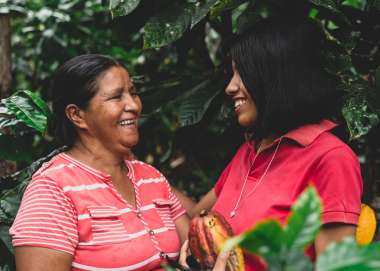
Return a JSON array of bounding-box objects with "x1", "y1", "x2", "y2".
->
[
  {"x1": 230, "y1": 16, "x2": 340, "y2": 140},
  {"x1": 48, "y1": 54, "x2": 124, "y2": 147}
]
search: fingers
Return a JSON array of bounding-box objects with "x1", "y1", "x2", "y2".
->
[
  {"x1": 179, "y1": 240, "x2": 190, "y2": 269},
  {"x1": 212, "y1": 251, "x2": 230, "y2": 271}
]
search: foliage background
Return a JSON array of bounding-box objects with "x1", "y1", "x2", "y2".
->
[{"x1": 0, "y1": 0, "x2": 379, "y2": 270}]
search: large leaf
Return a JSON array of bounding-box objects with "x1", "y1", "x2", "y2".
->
[
  {"x1": 316, "y1": 238, "x2": 380, "y2": 271},
  {"x1": 176, "y1": 79, "x2": 221, "y2": 127},
  {"x1": 224, "y1": 220, "x2": 284, "y2": 262},
  {"x1": 143, "y1": 2, "x2": 193, "y2": 49},
  {"x1": 143, "y1": 0, "x2": 219, "y2": 48},
  {"x1": 283, "y1": 187, "x2": 321, "y2": 252},
  {"x1": 109, "y1": 0, "x2": 141, "y2": 18},
  {"x1": 2, "y1": 91, "x2": 49, "y2": 134}
]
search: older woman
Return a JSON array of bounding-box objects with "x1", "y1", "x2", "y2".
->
[{"x1": 10, "y1": 54, "x2": 189, "y2": 271}]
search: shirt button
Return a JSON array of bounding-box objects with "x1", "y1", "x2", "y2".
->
[
  {"x1": 159, "y1": 252, "x2": 166, "y2": 259},
  {"x1": 137, "y1": 212, "x2": 142, "y2": 218},
  {"x1": 149, "y1": 230, "x2": 155, "y2": 235}
]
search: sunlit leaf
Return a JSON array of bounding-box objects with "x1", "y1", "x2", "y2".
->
[
  {"x1": 316, "y1": 238, "x2": 380, "y2": 271},
  {"x1": 22, "y1": 90, "x2": 51, "y2": 118},
  {"x1": 109, "y1": 0, "x2": 141, "y2": 18},
  {"x1": 284, "y1": 187, "x2": 321, "y2": 251},
  {"x1": 2, "y1": 91, "x2": 48, "y2": 133},
  {"x1": 224, "y1": 220, "x2": 283, "y2": 261}
]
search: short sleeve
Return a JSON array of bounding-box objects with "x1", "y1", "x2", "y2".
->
[
  {"x1": 162, "y1": 179, "x2": 186, "y2": 221},
  {"x1": 311, "y1": 146, "x2": 363, "y2": 225},
  {"x1": 214, "y1": 161, "x2": 233, "y2": 197},
  {"x1": 9, "y1": 177, "x2": 78, "y2": 255}
]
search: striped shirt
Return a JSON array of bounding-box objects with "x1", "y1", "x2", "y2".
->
[{"x1": 10, "y1": 153, "x2": 186, "y2": 271}]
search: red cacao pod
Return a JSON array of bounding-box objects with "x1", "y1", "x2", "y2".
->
[{"x1": 188, "y1": 210, "x2": 245, "y2": 271}]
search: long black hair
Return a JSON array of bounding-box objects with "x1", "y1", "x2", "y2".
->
[{"x1": 230, "y1": 16, "x2": 340, "y2": 140}]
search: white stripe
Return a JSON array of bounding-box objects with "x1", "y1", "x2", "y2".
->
[
  {"x1": 13, "y1": 240, "x2": 74, "y2": 255},
  {"x1": 41, "y1": 164, "x2": 75, "y2": 176},
  {"x1": 63, "y1": 183, "x2": 108, "y2": 192},
  {"x1": 14, "y1": 223, "x2": 77, "y2": 234},
  {"x1": 71, "y1": 252, "x2": 179, "y2": 271},
  {"x1": 135, "y1": 177, "x2": 165, "y2": 187},
  {"x1": 15, "y1": 230, "x2": 77, "y2": 242},
  {"x1": 78, "y1": 227, "x2": 169, "y2": 246},
  {"x1": 15, "y1": 217, "x2": 76, "y2": 228},
  {"x1": 16, "y1": 212, "x2": 76, "y2": 225},
  {"x1": 77, "y1": 204, "x2": 155, "y2": 220},
  {"x1": 13, "y1": 234, "x2": 75, "y2": 246}
]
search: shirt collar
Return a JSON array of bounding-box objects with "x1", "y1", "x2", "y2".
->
[{"x1": 281, "y1": 119, "x2": 337, "y2": 147}]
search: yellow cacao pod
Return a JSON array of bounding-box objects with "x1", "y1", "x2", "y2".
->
[
  {"x1": 188, "y1": 210, "x2": 245, "y2": 271},
  {"x1": 356, "y1": 203, "x2": 377, "y2": 245}
]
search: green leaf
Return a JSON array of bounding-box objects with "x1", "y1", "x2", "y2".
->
[
  {"x1": 224, "y1": 220, "x2": 283, "y2": 261},
  {"x1": 342, "y1": 84, "x2": 380, "y2": 140},
  {"x1": 284, "y1": 187, "x2": 322, "y2": 252},
  {"x1": 316, "y1": 238, "x2": 380, "y2": 271},
  {"x1": 283, "y1": 250, "x2": 313, "y2": 271},
  {"x1": 143, "y1": 3, "x2": 193, "y2": 49},
  {"x1": 177, "y1": 79, "x2": 221, "y2": 127},
  {"x1": 210, "y1": 0, "x2": 245, "y2": 18},
  {"x1": 22, "y1": 90, "x2": 51, "y2": 118},
  {"x1": 109, "y1": 0, "x2": 141, "y2": 18},
  {"x1": 3, "y1": 91, "x2": 48, "y2": 133},
  {"x1": 190, "y1": 0, "x2": 219, "y2": 28},
  {"x1": 309, "y1": 0, "x2": 340, "y2": 12}
]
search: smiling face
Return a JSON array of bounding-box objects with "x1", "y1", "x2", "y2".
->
[
  {"x1": 225, "y1": 63, "x2": 257, "y2": 127},
  {"x1": 80, "y1": 66, "x2": 142, "y2": 155}
]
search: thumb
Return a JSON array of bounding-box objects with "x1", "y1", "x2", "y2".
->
[{"x1": 212, "y1": 251, "x2": 230, "y2": 271}]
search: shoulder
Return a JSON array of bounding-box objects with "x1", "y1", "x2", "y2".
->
[
  {"x1": 309, "y1": 131, "x2": 358, "y2": 162},
  {"x1": 32, "y1": 153, "x2": 83, "y2": 189}
]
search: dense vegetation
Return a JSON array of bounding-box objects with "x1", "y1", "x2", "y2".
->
[{"x1": 0, "y1": 0, "x2": 379, "y2": 269}]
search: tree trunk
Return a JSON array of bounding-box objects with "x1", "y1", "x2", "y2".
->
[
  {"x1": 0, "y1": 13, "x2": 12, "y2": 98},
  {"x1": 0, "y1": 13, "x2": 15, "y2": 178}
]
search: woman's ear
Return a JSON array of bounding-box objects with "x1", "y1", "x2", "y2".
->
[{"x1": 65, "y1": 104, "x2": 88, "y2": 130}]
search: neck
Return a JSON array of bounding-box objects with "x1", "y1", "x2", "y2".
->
[
  {"x1": 67, "y1": 138, "x2": 127, "y2": 176},
  {"x1": 256, "y1": 136, "x2": 275, "y2": 152}
]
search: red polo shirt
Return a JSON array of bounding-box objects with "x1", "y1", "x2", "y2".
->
[{"x1": 213, "y1": 120, "x2": 362, "y2": 271}]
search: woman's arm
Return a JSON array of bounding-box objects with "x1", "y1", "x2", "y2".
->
[
  {"x1": 15, "y1": 247, "x2": 72, "y2": 271},
  {"x1": 172, "y1": 188, "x2": 217, "y2": 218},
  {"x1": 315, "y1": 223, "x2": 356, "y2": 256},
  {"x1": 175, "y1": 215, "x2": 190, "y2": 244}
]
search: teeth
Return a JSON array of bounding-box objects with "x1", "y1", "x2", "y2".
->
[
  {"x1": 119, "y1": 119, "x2": 136, "y2": 126},
  {"x1": 234, "y1": 99, "x2": 247, "y2": 108}
]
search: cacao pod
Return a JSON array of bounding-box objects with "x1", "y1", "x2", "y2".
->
[
  {"x1": 356, "y1": 203, "x2": 377, "y2": 245},
  {"x1": 188, "y1": 210, "x2": 245, "y2": 271}
]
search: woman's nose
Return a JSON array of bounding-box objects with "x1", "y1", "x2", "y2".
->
[
  {"x1": 225, "y1": 77, "x2": 239, "y2": 96},
  {"x1": 124, "y1": 95, "x2": 141, "y2": 113}
]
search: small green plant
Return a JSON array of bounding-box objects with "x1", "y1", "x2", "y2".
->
[{"x1": 224, "y1": 187, "x2": 380, "y2": 271}]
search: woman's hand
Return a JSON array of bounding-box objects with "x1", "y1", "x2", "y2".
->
[{"x1": 179, "y1": 240, "x2": 230, "y2": 271}]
